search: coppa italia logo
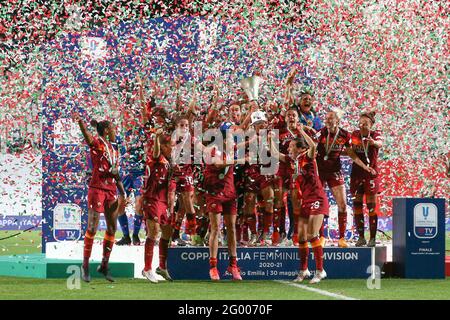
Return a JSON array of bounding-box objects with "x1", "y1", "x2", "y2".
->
[
  {"x1": 413, "y1": 203, "x2": 438, "y2": 239},
  {"x1": 53, "y1": 203, "x2": 82, "y2": 241}
]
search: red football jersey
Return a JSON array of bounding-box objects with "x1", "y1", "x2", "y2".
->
[
  {"x1": 294, "y1": 153, "x2": 328, "y2": 205},
  {"x1": 351, "y1": 130, "x2": 382, "y2": 178},
  {"x1": 277, "y1": 128, "x2": 299, "y2": 177},
  {"x1": 142, "y1": 154, "x2": 171, "y2": 202},
  {"x1": 203, "y1": 147, "x2": 236, "y2": 199},
  {"x1": 88, "y1": 136, "x2": 118, "y2": 192},
  {"x1": 172, "y1": 134, "x2": 194, "y2": 177},
  {"x1": 316, "y1": 127, "x2": 351, "y2": 174}
]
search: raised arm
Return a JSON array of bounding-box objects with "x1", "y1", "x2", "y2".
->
[
  {"x1": 269, "y1": 131, "x2": 287, "y2": 162},
  {"x1": 297, "y1": 123, "x2": 317, "y2": 159},
  {"x1": 72, "y1": 113, "x2": 94, "y2": 147},
  {"x1": 204, "y1": 83, "x2": 221, "y2": 129},
  {"x1": 239, "y1": 101, "x2": 259, "y2": 130},
  {"x1": 186, "y1": 83, "x2": 198, "y2": 125},
  {"x1": 283, "y1": 66, "x2": 297, "y2": 110},
  {"x1": 153, "y1": 128, "x2": 163, "y2": 159},
  {"x1": 174, "y1": 76, "x2": 183, "y2": 112},
  {"x1": 137, "y1": 74, "x2": 150, "y2": 124}
]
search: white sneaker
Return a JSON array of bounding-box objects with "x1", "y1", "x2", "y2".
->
[
  {"x1": 293, "y1": 269, "x2": 311, "y2": 283},
  {"x1": 142, "y1": 269, "x2": 158, "y2": 283},
  {"x1": 309, "y1": 270, "x2": 327, "y2": 284}
]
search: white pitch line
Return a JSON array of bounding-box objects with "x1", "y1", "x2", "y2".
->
[{"x1": 277, "y1": 281, "x2": 358, "y2": 300}]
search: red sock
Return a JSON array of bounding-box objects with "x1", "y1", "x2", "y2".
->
[
  {"x1": 368, "y1": 202, "x2": 378, "y2": 240},
  {"x1": 353, "y1": 200, "x2": 364, "y2": 237},
  {"x1": 236, "y1": 223, "x2": 241, "y2": 243},
  {"x1": 83, "y1": 231, "x2": 95, "y2": 269},
  {"x1": 229, "y1": 256, "x2": 237, "y2": 267},
  {"x1": 101, "y1": 232, "x2": 115, "y2": 269},
  {"x1": 242, "y1": 223, "x2": 249, "y2": 241},
  {"x1": 158, "y1": 238, "x2": 170, "y2": 269},
  {"x1": 310, "y1": 236, "x2": 323, "y2": 272},
  {"x1": 185, "y1": 213, "x2": 196, "y2": 235},
  {"x1": 209, "y1": 257, "x2": 217, "y2": 269},
  {"x1": 279, "y1": 206, "x2": 286, "y2": 233},
  {"x1": 293, "y1": 215, "x2": 299, "y2": 237},
  {"x1": 298, "y1": 241, "x2": 309, "y2": 271},
  {"x1": 144, "y1": 238, "x2": 155, "y2": 271},
  {"x1": 263, "y1": 209, "x2": 273, "y2": 233},
  {"x1": 338, "y1": 210, "x2": 347, "y2": 239},
  {"x1": 246, "y1": 215, "x2": 257, "y2": 234},
  {"x1": 273, "y1": 208, "x2": 280, "y2": 231},
  {"x1": 258, "y1": 211, "x2": 264, "y2": 233}
]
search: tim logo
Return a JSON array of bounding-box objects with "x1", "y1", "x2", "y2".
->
[{"x1": 413, "y1": 203, "x2": 438, "y2": 239}]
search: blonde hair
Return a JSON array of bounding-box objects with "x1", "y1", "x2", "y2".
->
[{"x1": 330, "y1": 107, "x2": 345, "y2": 121}]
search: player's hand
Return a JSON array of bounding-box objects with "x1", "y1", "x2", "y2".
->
[
  {"x1": 155, "y1": 128, "x2": 164, "y2": 136},
  {"x1": 72, "y1": 113, "x2": 81, "y2": 122},
  {"x1": 366, "y1": 166, "x2": 377, "y2": 175},
  {"x1": 286, "y1": 66, "x2": 297, "y2": 85}
]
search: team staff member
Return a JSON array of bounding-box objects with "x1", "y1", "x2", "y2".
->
[{"x1": 73, "y1": 113, "x2": 126, "y2": 283}]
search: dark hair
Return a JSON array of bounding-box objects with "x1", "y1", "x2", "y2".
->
[
  {"x1": 293, "y1": 137, "x2": 308, "y2": 149},
  {"x1": 90, "y1": 119, "x2": 111, "y2": 136},
  {"x1": 360, "y1": 111, "x2": 376, "y2": 124},
  {"x1": 174, "y1": 113, "x2": 190, "y2": 125},
  {"x1": 286, "y1": 107, "x2": 299, "y2": 114}
]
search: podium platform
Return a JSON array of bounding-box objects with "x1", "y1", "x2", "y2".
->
[
  {"x1": 44, "y1": 241, "x2": 388, "y2": 280},
  {"x1": 0, "y1": 254, "x2": 134, "y2": 279}
]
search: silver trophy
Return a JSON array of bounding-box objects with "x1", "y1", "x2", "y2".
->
[{"x1": 240, "y1": 75, "x2": 263, "y2": 102}]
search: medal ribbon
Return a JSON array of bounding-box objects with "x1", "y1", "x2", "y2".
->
[
  {"x1": 325, "y1": 128, "x2": 340, "y2": 160},
  {"x1": 99, "y1": 136, "x2": 117, "y2": 170}
]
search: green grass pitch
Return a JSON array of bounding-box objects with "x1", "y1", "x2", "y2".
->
[{"x1": 0, "y1": 230, "x2": 449, "y2": 300}]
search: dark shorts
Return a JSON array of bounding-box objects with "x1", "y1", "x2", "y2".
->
[
  {"x1": 88, "y1": 188, "x2": 117, "y2": 213},
  {"x1": 122, "y1": 172, "x2": 144, "y2": 197},
  {"x1": 350, "y1": 175, "x2": 381, "y2": 196}
]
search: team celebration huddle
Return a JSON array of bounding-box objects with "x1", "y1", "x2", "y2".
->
[{"x1": 72, "y1": 66, "x2": 382, "y2": 285}]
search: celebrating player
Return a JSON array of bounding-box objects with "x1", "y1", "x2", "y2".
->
[
  {"x1": 350, "y1": 111, "x2": 383, "y2": 247},
  {"x1": 73, "y1": 113, "x2": 126, "y2": 282},
  {"x1": 141, "y1": 128, "x2": 174, "y2": 283},
  {"x1": 204, "y1": 122, "x2": 242, "y2": 281},
  {"x1": 270, "y1": 124, "x2": 328, "y2": 284},
  {"x1": 316, "y1": 108, "x2": 376, "y2": 247},
  {"x1": 244, "y1": 109, "x2": 275, "y2": 246}
]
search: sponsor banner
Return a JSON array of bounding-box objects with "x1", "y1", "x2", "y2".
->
[
  {"x1": 3, "y1": 215, "x2": 449, "y2": 232},
  {"x1": 167, "y1": 247, "x2": 386, "y2": 280},
  {"x1": 0, "y1": 215, "x2": 42, "y2": 231}
]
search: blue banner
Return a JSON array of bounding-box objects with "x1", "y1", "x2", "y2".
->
[{"x1": 167, "y1": 247, "x2": 387, "y2": 280}]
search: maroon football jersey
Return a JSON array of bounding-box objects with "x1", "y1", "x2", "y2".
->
[
  {"x1": 316, "y1": 127, "x2": 351, "y2": 174},
  {"x1": 294, "y1": 153, "x2": 328, "y2": 205},
  {"x1": 88, "y1": 136, "x2": 118, "y2": 192},
  {"x1": 142, "y1": 154, "x2": 171, "y2": 202},
  {"x1": 203, "y1": 147, "x2": 236, "y2": 199},
  {"x1": 351, "y1": 130, "x2": 382, "y2": 178}
]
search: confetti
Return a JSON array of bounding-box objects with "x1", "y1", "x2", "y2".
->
[{"x1": 0, "y1": 0, "x2": 448, "y2": 244}]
